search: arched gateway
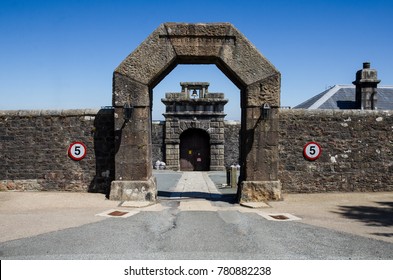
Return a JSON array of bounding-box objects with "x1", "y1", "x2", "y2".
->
[{"x1": 110, "y1": 23, "x2": 282, "y2": 203}]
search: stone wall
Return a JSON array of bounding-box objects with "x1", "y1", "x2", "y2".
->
[
  {"x1": 223, "y1": 121, "x2": 241, "y2": 166},
  {"x1": 0, "y1": 109, "x2": 114, "y2": 194},
  {"x1": 152, "y1": 121, "x2": 165, "y2": 165},
  {"x1": 1, "y1": 109, "x2": 393, "y2": 194},
  {"x1": 279, "y1": 109, "x2": 393, "y2": 193}
]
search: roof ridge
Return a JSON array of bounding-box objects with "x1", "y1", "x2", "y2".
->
[
  {"x1": 336, "y1": 84, "x2": 355, "y2": 87},
  {"x1": 329, "y1": 84, "x2": 393, "y2": 88},
  {"x1": 309, "y1": 85, "x2": 343, "y2": 109}
]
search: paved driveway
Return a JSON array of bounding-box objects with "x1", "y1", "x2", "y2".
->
[{"x1": 1, "y1": 171, "x2": 392, "y2": 259}]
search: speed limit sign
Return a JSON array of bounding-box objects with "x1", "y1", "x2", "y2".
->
[
  {"x1": 303, "y1": 142, "x2": 322, "y2": 161},
  {"x1": 68, "y1": 142, "x2": 87, "y2": 161}
]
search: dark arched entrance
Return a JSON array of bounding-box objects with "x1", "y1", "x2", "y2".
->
[{"x1": 180, "y1": 129, "x2": 210, "y2": 171}]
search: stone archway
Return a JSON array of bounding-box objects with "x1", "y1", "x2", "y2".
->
[{"x1": 110, "y1": 23, "x2": 281, "y2": 203}]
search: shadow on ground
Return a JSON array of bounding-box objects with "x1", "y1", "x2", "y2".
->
[
  {"x1": 334, "y1": 201, "x2": 393, "y2": 236},
  {"x1": 158, "y1": 191, "x2": 237, "y2": 203}
]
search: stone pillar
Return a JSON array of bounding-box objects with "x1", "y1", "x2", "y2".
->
[
  {"x1": 165, "y1": 142, "x2": 180, "y2": 170},
  {"x1": 110, "y1": 75, "x2": 157, "y2": 202},
  {"x1": 353, "y1": 62, "x2": 380, "y2": 110},
  {"x1": 209, "y1": 119, "x2": 226, "y2": 171},
  {"x1": 164, "y1": 118, "x2": 180, "y2": 170},
  {"x1": 210, "y1": 143, "x2": 225, "y2": 171},
  {"x1": 238, "y1": 76, "x2": 282, "y2": 203}
]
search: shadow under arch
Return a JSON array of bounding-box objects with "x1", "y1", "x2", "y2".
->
[{"x1": 88, "y1": 108, "x2": 115, "y2": 197}]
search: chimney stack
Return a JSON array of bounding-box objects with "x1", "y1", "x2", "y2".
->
[{"x1": 353, "y1": 62, "x2": 380, "y2": 110}]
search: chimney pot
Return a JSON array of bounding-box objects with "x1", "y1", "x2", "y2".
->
[
  {"x1": 363, "y1": 62, "x2": 371, "y2": 69},
  {"x1": 353, "y1": 62, "x2": 380, "y2": 110}
]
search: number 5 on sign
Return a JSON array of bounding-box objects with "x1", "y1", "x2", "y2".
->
[
  {"x1": 303, "y1": 142, "x2": 322, "y2": 161},
  {"x1": 68, "y1": 142, "x2": 87, "y2": 161}
]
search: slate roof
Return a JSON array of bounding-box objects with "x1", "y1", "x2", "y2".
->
[{"x1": 294, "y1": 85, "x2": 393, "y2": 110}]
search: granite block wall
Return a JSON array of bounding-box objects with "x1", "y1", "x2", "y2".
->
[
  {"x1": 223, "y1": 121, "x2": 241, "y2": 166},
  {"x1": 1, "y1": 109, "x2": 393, "y2": 194},
  {"x1": 0, "y1": 109, "x2": 114, "y2": 194},
  {"x1": 152, "y1": 121, "x2": 165, "y2": 165},
  {"x1": 279, "y1": 109, "x2": 393, "y2": 193}
]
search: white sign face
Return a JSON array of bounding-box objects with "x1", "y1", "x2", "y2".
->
[
  {"x1": 68, "y1": 142, "x2": 87, "y2": 161},
  {"x1": 303, "y1": 142, "x2": 322, "y2": 161}
]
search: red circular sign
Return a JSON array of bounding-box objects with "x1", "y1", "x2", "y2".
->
[
  {"x1": 303, "y1": 142, "x2": 322, "y2": 161},
  {"x1": 68, "y1": 142, "x2": 87, "y2": 161}
]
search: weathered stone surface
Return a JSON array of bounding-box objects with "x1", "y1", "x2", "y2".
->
[
  {"x1": 112, "y1": 74, "x2": 150, "y2": 107},
  {"x1": 223, "y1": 121, "x2": 241, "y2": 166},
  {"x1": 152, "y1": 121, "x2": 165, "y2": 165},
  {"x1": 218, "y1": 24, "x2": 279, "y2": 87},
  {"x1": 353, "y1": 62, "x2": 380, "y2": 110},
  {"x1": 240, "y1": 181, "x2": 282, "y2": 202},
  {"x1": 110, "y1": 177, "x2": 157, "y2": 201},
  {"x1": 114, "y1": 24, "x2": 177, "y2": 87},
  {"x1": 114, "y1": 106, "x2": 152, "y2": 182},
  {"x1": 246, "y1": 74, "x2": 281, "y2": 107},
  {"x1": 0, "y1": 180, "x2": 43, "y2": 191},
  {"x1": 1, "y1": 109, "x2": 393, "y2": 196},
  {"x1": 279, "y1": 109, "x2": 393, "y2": 193},
  {"x1": 164, "y1": 23, "x2": 232, "y2": 60},
  {"x1": 0, "y1": 109, "x2": 115, "y2": 194}
]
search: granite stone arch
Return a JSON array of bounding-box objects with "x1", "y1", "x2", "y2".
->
[
  {"x1": 178, "y1": 121, "x2": 213, "y2": 135},
  {"x1": 110, "y1": 22, "x2": 281, "y2": 203}
]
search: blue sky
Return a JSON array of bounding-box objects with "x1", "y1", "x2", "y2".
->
[{"x1": 1, "y1": 0, "x2": 392, "y2": 120}]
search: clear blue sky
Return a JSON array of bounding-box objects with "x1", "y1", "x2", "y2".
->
[{"x1": 1, "y1": 0, "x2": 392, "y2": 120}]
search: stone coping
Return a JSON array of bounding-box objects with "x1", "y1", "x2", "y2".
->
[
  {"x1": 1, "y1": 108, "x2": 392, "y2": 118},
  {"x1": 0, "y1": 108, "x2": 113, "y2": 117}
]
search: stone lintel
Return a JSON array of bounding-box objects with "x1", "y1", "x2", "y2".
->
[
  {"x1": 239, "y1": 180, "x2": 282, "y2": 202},
  {"x1": 165, "y1": 139, "x2": 180, "y2": 145},
  {"x1": 110, "y1": 177, "x2": 157, "y2": 202}
]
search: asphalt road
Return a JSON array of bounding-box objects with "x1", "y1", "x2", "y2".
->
[
  {"x1": 1, "y1": 199, "x2": 393, "y2": 260},
  {"x1": 1, "y1": 171, "x2": 393, "y2": 260}
]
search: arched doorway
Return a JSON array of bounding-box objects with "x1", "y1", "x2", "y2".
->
[{"x1": 180, "y1": 129, "x2": 210, "y2": 171}]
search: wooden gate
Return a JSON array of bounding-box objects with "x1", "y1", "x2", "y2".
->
[{"x1": 180, "y1": 129, "x2": 210, "y2": 171}]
